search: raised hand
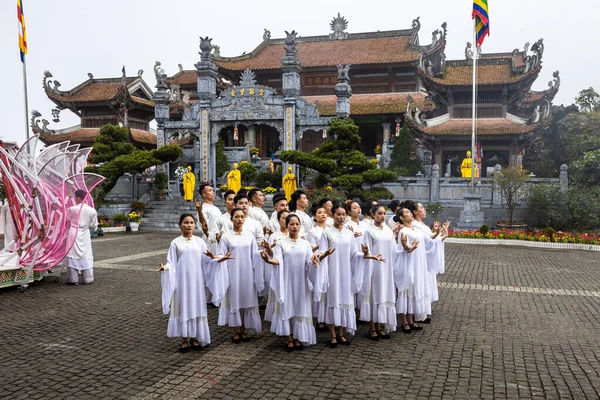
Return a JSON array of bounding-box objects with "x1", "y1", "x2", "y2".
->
[
  {"x1": 361, "y1": 243, "x2": 370, "y2": 256},
  {"x1": 408, "y1": 241, "x2": 419, "y2": 253},
  {"x1": 400, "y1": 233, "x2": 409, "y2": 249},
  {"x1": 373, "y1": 254, "x2": 385, "y2": 263},
  {"x1": 203, "y1": 249, "x2": 216, "y2": 259},
  {"x1": 311, "y1": 244, "x2": 320, "y2": 252},
  {"x1": 323, "y1": 247, "x2": 335, "y2": 257},
  {"x1": 218, "y1": 252, "x2": 234, "y2": 263},
  {"x1": 260, "y1": 250, "x2": 271, "y2": 264},
  {"x1": 433, "y1": 221, "x2": 441, "y2": 232},
  {"x1": 195, "y1": 200, "x2": 204, "y2": 212},
  {"x1": 311, "y1": 253, "x2": 321, "y2": 267},
  {"x1": 157, "y1": 262, "x2": 168, "y2": 272}
]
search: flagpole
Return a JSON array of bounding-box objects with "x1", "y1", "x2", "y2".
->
[
  {"x1": 22, "y1": 57, "x2": 30, "y2": 142},
  {"x1": 470, "y1": 19, "x2": 477, "y2": 194}
]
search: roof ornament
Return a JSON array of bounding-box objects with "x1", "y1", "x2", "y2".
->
[
  {"x1": 329, "y1": 13, "x2": 349, "y2": 40},
  {"x1": 137, "y1": 69, "x2": 144, "y2": 77},
  {"x1": 465, "y1": 42, "x2": 481, "y2": 60},
  {"x1": 263, "y1": 28, "x2": 271, "y2": 42},
  {"x1": 431, "y1": 22, "x2": 447, "y2": 46},
  {"x1": 412, "y1": 17, "x2": 421, "y2": 32},
  {"x1": 121, "y1": 66, "x2": 127, "y2": 86},
  {"x1": 199, "y1": 36, "x2": 213, "y2": 61},
  {"x1": 284, "y1": 30, "x2": 298, "y2": 55},
  {"x1": 530, "y1": 105, "x2": 541, "y2": 124},
  {"x1": 517, "y1": 39, "x2": 543, "y2": 74},
  {"x1": 43, "y1": 71, "x2": 62, "y2": 95},
  {"x1": 153, "y1": 61, "x2": 168, "y2": 90},
  {"x1": 212, "y1": 45, "x2": 221, "y2": 58},
  {"x1": 178, "y1": 63, "x2": 184, "y2": 73},
  {"x1": 337, "y1": 64, "x2": 351, "y2": 82},
  {"x1": 240, "y1": 69, "x2": 257, "y2": 86},
  {"x1": 30, "y1": 110, "x2": 55, "y2": 136},
  {"x1": 548, "y1": 70, "x2": 560, "y2": 95},
  {"x1": 405, "y1": 95, "x2": 427, "y2": 127},
  {"x1": 118, "y1": 103, "x2": 129, "y2": 127},
  {"x1": 87, "y1": 73, "x2": 94, "y2": 80},
  {"x1": 170, "y1": 84, "x2": 181, "y2": 102}
]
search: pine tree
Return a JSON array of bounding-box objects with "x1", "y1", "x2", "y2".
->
[
  {"x1": 280, "y1": 117, "x2": 397, "y2": 200},
  {"x1": 388, "y1": 123, "x2": 424, "y2": 176}
]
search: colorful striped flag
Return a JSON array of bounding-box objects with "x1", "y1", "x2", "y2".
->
[
  {"x1": 472, "y1": 0, "x2": 490, "y2": 47},
  {"x1": 17, "y1": 0, "x2": 27, "y2": 62}
]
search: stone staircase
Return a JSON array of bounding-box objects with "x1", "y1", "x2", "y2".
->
[{"x1": 140, "y1": 197, "x2": 274, "y2": 232}]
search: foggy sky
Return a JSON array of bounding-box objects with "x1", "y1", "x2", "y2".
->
[{"x1": 1, "y1": 0, "x2": 598, "y2": 145}]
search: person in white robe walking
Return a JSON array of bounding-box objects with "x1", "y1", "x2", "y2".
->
[
  {"x1": 66, "y1": 190, "x2": 98, "y2": 285},
  {"x1": 158, "y1": 213, "x2": 231, "y2": 353},
  {"x1": 263, "y1": 209, "x2": 289, "y2": 322},
  {"x1": 344, "y1": 201, "x2": 369, "y2": 321},
  {"x1": 260, "y1": 214, "x2": 325, "y2": 351},
  {"x1": 358, "y1": 204, "x2": 398, "y2": 340},
  {"x1": 218, "y1": 208, "x2": 265, "y2": 343},
  {"x1": 306, "y1": 206, "x2": 329, "y2": 331},
  {"x1": 317, "y1": 204, "x2": 383, "y2": 348}
]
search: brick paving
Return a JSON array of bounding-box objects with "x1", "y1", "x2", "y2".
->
[{"x1": 1, "y1": 232, "x2": 600, "y2": 399}]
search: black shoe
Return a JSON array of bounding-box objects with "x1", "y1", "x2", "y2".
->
[
  {"x1": 240, "y1": 333, "x2": 251, "y2": 342},
  {"x1": 66, "y1": 282, "x2": 79, "y2": 286},
  {"x1": 367, "y1": 330, "x2": 380, "y2": 341},
  {"x1": 377, "y1": 330, "x2": 391, "y2": 339},
  {"x1": 337, "y1": 336, "x2": 351, "y2": 346},
  {"x1": 286, "y1": 340, "x2": 294, "y2": 352},
  {"x1": 400, "y1": 324, "x2": 412, "y2": 334},
  {"x1": 179, "y1": 343, "x2": 190, "y2": 353},
  {"x1": 409, "y1": 323, "x2": 423, "y2": 331},
  {"x1": 232, "y1": 333, "x2": 241, "y2": 344},
  {"x1": 328, "y1": 338, "x2": 338, "y2": 348},
  {"x1": 419, "y1": 318, "x2": 432, "y2": 324},
  {"x1": 294, "y1": 340, "x2": 305, "y2": 351},
  {"x1": 317, "y1": 323, "x2": 329, "y2": 332},
  {"x1": 189, "y1": 339, "x2": 202, "y2": 350}
]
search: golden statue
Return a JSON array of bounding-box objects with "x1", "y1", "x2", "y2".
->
[
  {"x1": 460, "y1": 151, "x2": 473, "y2": 178},
  {"x1": 182, "y1": 166, "x2": 195, "y2": 201},
  {"x1": 282, "y1": 166, "x2": 297, "y2": 201},
  {"x1": 227, "y1": 163, "x2": 241, "y2": 194}
]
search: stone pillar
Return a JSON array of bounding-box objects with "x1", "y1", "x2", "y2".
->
[
  {"x1": 457, "y1": 194, "x2": 484, "y2": 230},
  {"x1": 281, "y1": 30, "x2": 302, "y2": 178},
  {"x1": 195, "y1": 36, "x2": 218, "y2": 183},
  {"x1": 492, "y1": 164, "x2": 502, "y2": 206},
  {"x1": 559, "y1": 164, "x2": 568, "y2": 192},
  {"x1": 153, "y1": 62, "x2": 171, "y2": 179},
  {"x1": 247, "y1": 126, "x2": 256, "y2": 148},
  {"x1": 430, "y1": 164, "x2": 440, "y2": 202},
  {"x1": 335, "y1": 64, "x2": 352, "y2": 118},
  {"x1": 381, "y1": 123, "x2": 391, "y2": 168}
]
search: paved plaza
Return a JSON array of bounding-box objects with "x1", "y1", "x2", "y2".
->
[{"x1": 1, "y1": 232, "x2": 600, "y2": 399}]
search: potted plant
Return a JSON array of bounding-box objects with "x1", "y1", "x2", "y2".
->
[
  {"x1": 130, "y1": 201, "x2": 146, "y2": 215},
  {"x1": 495, "y1": 167, "x2": 529, "y2": 232},
  {"x1": 154, "y1": 172, "x2": 168, "y2": 200},
  {"x1": 128, "y1": 211, "x2": 141, "y2": 232}
]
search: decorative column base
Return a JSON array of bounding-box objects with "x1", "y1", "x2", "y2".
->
[{"x1": 456, "y1": 194, "x2": 484, "y2": 230}]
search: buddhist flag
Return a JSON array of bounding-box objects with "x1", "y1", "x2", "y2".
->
[
  {"x1": 17, "y1": 0, "x2": 27, "y2": 62},
  {"x1": 472, "y1": 0, "x2": 490, "y2": 47}
]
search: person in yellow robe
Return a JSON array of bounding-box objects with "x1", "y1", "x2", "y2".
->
[
  {"x1": 460, "y1": 151, "x2": 473, "y2": 178},
  {"x1": 183, "y1": 166, "x2": 196, "y2": 201},
  {"x1": 227, "y1": 163, "x2": 242, "y2": 194},
  {"x1": 282, "y1": 166, "x2": 297, "y2": 201}
]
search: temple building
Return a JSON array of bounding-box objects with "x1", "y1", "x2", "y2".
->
[{"x1": 33, "y1": 13, "x2": 559, "y2": 180}]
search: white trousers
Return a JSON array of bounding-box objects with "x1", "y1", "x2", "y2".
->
[{"x1": 66, "y1": 267, "x2": 94, "y2": 284}]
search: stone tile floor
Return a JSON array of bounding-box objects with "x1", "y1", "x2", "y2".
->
[{"x1": 1, "y1": 232, "x2": 599, "y2": 399}]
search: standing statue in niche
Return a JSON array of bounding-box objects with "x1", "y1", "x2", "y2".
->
[
  {"x1": 282, "y1": 166, "x2": 297, "y2": 202},
  {"x1": 460, "y1": 151, "x2": 473, "y2": 178},
  {"x1": 183, "y1": 166, "x2": 196, "y2": 201},
  {"x1": 227, "y1": 163, "x2": 241, "y2": 194}
]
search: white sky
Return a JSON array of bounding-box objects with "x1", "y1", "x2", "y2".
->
[{"x1": 1, "y1": 0, "x2": 598, "y2": 145}]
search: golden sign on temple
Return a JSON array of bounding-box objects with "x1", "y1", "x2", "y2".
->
[{"x1": 229, "y1": 88, "x2": 265, "y2": 97}]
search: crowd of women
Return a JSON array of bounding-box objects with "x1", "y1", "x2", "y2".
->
[{"x1": 159, "y1": 185, "x2": 449, "y2": 353}]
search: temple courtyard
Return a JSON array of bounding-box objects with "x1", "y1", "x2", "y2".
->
[{"x1": 1, "y1": 232, "x2": 599, "y2": 399}]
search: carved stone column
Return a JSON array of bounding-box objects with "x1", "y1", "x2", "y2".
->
[
  {"x1": 559, "y1": 164, "x2": 568, "y2": 192},
  {"x1": 335, "y1": 64, "x2": 352, "y2": 118},
  {"x1": 154, "y1": 62, "x2": 171, "y2": 178},
  {"x1": 281, "y1": 30, "x2": 302, "y2": 178},
  {"x1": 430, "y1": 164, "x2": 440, "y2": 202},
  {"x1": 381, "y1": 123, "x2": 391, "y2": 168},
  {"x1": 247, "y1": 125, "x2": 256, "y2": 148},
  {"x1": 195, "y1": 36, "x2": 218, "y2": 184}
]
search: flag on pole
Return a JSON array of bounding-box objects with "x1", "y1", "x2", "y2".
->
[
  {"x1": 472, "y1": 0, "x2": 490, "y2": 47},
  {"x1": 17, "y1": 0, "x2": 27, "y2": 62}
]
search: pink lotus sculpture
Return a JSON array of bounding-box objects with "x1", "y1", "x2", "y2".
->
[{"x1": 0, "y1": 137, "x2": 104, "y2": 274}]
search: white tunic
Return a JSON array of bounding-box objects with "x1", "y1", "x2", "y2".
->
[
  {"x1": 358, "y1": 225, "x2": 398, "y2": 330},
  {"x1": 413, "y1": 220, "x2": 446, "y2": 303},
  {"x1": 394, "y1": 226, "x2": 432, "y2": 320},
  {"x1": 218, "y1": 211, "x2": 233, "y2": 233},
  {"x1": 319, "y1": 226, "x2": 362, "y2": 333},
  {"x1": 160, "y1": 236, "x2": 222, "y2": 344},
  {"x1": 0, "y1": 202, "x2": 17, "y2": 248},
  {"x1": 269, "y1": 237, "x2": 318, "y2": 345},
  {"x1": 248, "y1": 206, "x2": 269, "y2": 228},
  {"x1": 67, "y1": 203, "x2": 98, "y2": 269},
  {"x1": 264, "y1": 229, "x2": 288, "y2": 321},
  {"x1": 292, "y1": 209, "x2": 314, "y2": 235},
  {"x1": 217, "y1": 230, "x2": 264, "y2": 332},
  {"x1": 306, "y1": 225, "x2": 328, "y2": 322},
  {"x1": 198, "y1": 203, "x2": 222, "y2": 253},
  {"x1": 387, "y1": 215, "x2": 399, "y2": 230}
]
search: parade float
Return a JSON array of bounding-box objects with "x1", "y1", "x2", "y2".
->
[{"x1": 0, "y1": 137, "x2": 104, "y2": 291}]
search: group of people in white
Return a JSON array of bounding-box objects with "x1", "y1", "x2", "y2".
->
[{"x1": 159, "y1": 184, "x2": 449, "y2": 353}]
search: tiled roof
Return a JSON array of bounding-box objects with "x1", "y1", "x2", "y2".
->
[
  {"x1": 421, "y1": 118, "x2": 539, "y2": 136},
  {"x1": 168, "y1": 71, "x2": 197, "y2": 85},
  {"x1": 47, "y1": 81, "x2": 125, "y2": 102},
  {"x1": 215, "y1": 36, "x2": 419, "y2": 71},
  {"x1": 38, "y1": 128, "x2": 157, "y2": 146},
  {"x1": 304, "y1": 92, "x2": 432, "y2": 116},
  {"x1": 426, "y1": 64, "x2": 540, "y2": 86},
  {"x1": 131, "y1": 96, "x2": 155, "y2": 107}
]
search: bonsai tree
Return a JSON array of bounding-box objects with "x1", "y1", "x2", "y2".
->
[
  {"x1": 280, "y1": 117, "x2": 397, "y2": 200},
  {"x1": 388, "y1": 122, "x2": 424, "y2": 176},
  {"x1": 495, "y1": 167, "x2": 529, "y2": 224}
]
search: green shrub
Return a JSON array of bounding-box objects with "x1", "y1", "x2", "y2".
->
[
  {"x1": 112, "y1": 213, "x2": 128, "y2": 226},
  {"x1": 255, "y1": 167, "x2": 283, "y2": 189},
  {"x1": 528, "y1": 184, "x2": 570, "y2": 229},
  {"x1": 425, "y1": 202, "x2": 444, "y2": 219},
  {"x1": 567, "y1": 187, "x2": 600, "y2": 230},
  {"x1": 479, "y1": 224, "x2": 489, "y2": 234},
  {"x1": 154, "y1": 172, "x2": 168, "y2": 190},
  {"x1": 238, "y1": 161, "x2": 257, "y2": 186}
]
